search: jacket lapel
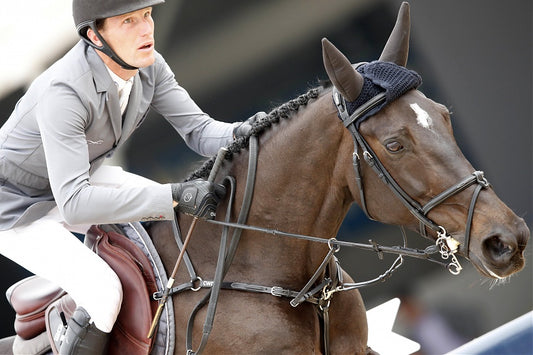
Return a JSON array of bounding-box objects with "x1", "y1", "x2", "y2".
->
[
  {"x1": 106, "y1": 87, "x2": 122, "y2": 142},
  {"x1": 87, "y1": 46, "x2": 123, "y2": 143}
]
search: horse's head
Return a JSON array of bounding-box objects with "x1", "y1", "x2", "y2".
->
[{"x1": 322, "y1": 2, "x2": 529, "y2": 279}]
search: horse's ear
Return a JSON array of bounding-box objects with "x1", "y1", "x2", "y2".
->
[
  {"x1": 379, "y1": 1, "x2": 410, "y2": 66},
  {"x1": 322, "y1": 38, "x2": 364, "y2": 102}
]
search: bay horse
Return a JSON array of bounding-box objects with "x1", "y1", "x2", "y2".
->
[
  {"x1": 145, "y1": 2, "x2": 528, "y2": 354},
  {"x1": 0, "y1": 2, "x2": 528, "y2": 355}
]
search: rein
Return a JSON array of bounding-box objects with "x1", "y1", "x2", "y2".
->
[{"x1": 206, "y1": 219, "x2": 449, "y2": 268}]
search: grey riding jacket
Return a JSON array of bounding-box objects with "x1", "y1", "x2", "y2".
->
[{"x1": 0, "y1": 41, "x2": 235, "y2": 230}]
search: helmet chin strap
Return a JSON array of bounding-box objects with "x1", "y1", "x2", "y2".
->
[{"x1": 83, "y1": 22, "x2": 138, "y2": 71}]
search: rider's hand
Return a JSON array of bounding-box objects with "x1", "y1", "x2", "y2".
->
[
  {"x1": 233, "y1": 111, "x2": 267, "y2": 139},
  {"x1": 171, "y1": 180, "x2": 226, "y2": 219}
]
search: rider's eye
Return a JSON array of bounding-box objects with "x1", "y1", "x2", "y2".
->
[{"x1": 386, "y1": 141, "x2": 403, "y2": 153}]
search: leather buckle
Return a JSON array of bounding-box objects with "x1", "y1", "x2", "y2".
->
[{"x1": 270, "y1": 286, "x2": 286, "y2": 297}]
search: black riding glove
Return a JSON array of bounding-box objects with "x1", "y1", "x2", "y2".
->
[
  {"x1": 171, "y1": 180, "x2": 226, "y2": 219},
  {"x1": 233, "y1": 111, "x2": 267, "y2": 139}
]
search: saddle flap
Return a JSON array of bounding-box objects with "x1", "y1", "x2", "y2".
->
[{"x1": 88, "y1": 225, "x2": 157, "y2": 355}]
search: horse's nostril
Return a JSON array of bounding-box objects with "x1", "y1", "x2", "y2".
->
[
  {"x1": 477, "y1": 224, "x2": 528, "y2": 277},
  {"x1": 483, "y1": 235, "x2": 515, "y2": 262}
]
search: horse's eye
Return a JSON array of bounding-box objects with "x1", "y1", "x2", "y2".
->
[{"x1": 386, "y1": 141, "x2": 403, "y2": 153}]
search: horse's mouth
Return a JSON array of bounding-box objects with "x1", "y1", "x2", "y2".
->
[
  {"x1": 455, "y1": 222, "x2": 529, "y2": 280},
  {"x1": 469, "y1": 249, "x2": 526, "y2": 279}
]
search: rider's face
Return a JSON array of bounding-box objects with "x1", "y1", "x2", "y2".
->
[{"x1": 90, "y1": 7, "x2": 156, "y2": 75}]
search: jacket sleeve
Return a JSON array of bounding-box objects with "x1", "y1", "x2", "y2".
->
[
  {"x1": 148, "y1": 53, "x2": 238, "y2": 157},
  {"x1": 36, "y1": 82, "x2": 174, "y2": 226}
]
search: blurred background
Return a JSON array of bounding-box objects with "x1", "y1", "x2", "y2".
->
[{"x1": 0, "y1": 0, "x2": 531, "y2": 353}]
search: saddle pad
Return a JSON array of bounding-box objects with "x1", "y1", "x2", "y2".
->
[
  {"x1": 117, "y1": 222, "x2": 176, "y2": 355},
  {"x1": 12, "y1": 332, "x2": 51, "y2": 355}
]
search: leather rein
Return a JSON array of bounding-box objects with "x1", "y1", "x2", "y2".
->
[{"x1": 162, "y1": 87, "x2": 490, "y2": 354}]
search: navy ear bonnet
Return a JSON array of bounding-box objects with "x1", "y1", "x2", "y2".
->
[{"x1": 346, "y1": 61, "x2": 422, "y2": 128}]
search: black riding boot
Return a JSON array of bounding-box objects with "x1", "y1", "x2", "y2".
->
[{"x1": 58, "y1": 307, "x2": 110, "y2": 355}]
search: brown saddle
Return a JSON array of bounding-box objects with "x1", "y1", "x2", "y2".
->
[{"x1": 6, "y1": 225, "x2": 158, "y2": 355}]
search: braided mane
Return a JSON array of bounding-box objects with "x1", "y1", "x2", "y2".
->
[{"x1": 186, "y1": 86, "x2": 324, "y2": 181}]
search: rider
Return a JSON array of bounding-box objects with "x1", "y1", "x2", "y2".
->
[{"x1": 0, "y1": 0, "x2": 252, "y2": 353}]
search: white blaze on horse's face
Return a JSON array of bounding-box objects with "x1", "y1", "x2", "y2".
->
[{"x1": 409, "y1": 103, "x2": 433, "y2": 130}]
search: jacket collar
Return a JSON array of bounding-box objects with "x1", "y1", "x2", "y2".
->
[{"x1": 86, "y1": 44, "x2": 114, "y2": 94}]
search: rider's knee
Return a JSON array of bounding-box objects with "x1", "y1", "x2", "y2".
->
[
  {"x1": 79, "y1": 269, "x2": 123, "y2": 333},
  {"x1": 97, "y1": 269, "x2": 123, "y2": 309},
  {"x1": 76, "y1": 263, "x2": 123, "y2": 309}
]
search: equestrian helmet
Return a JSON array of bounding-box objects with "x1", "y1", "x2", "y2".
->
[{"x1": 73, "y1": 0, "x2": 165, "y2": 69}]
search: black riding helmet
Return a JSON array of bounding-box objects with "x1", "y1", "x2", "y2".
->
[{"x1": 73, "y1": 0, "x2": 165, "y2": 70}]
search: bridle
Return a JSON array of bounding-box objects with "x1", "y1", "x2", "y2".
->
[
  {"x1": 164, "y1": 85, "x2": 491, "y2": 354},
  {"x1": 332, "y1": 84, "x2": 490, "y2": 270}
]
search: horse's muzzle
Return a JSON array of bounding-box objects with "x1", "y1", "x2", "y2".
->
[{"x1": 478, "y1": 219, "x2": 529, "y2": 278}]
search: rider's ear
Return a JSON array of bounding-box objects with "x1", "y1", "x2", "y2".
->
[{"x1": 86, "y1": 28, "x2": 103, "y2": 47}]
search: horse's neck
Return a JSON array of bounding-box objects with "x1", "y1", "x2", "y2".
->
[
  {"x1": 166, "y1": 93, "x2": 355, "y2": 286},
  {"x1": 229, "y1": 94, "x2": 353, "y2": 264}
]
